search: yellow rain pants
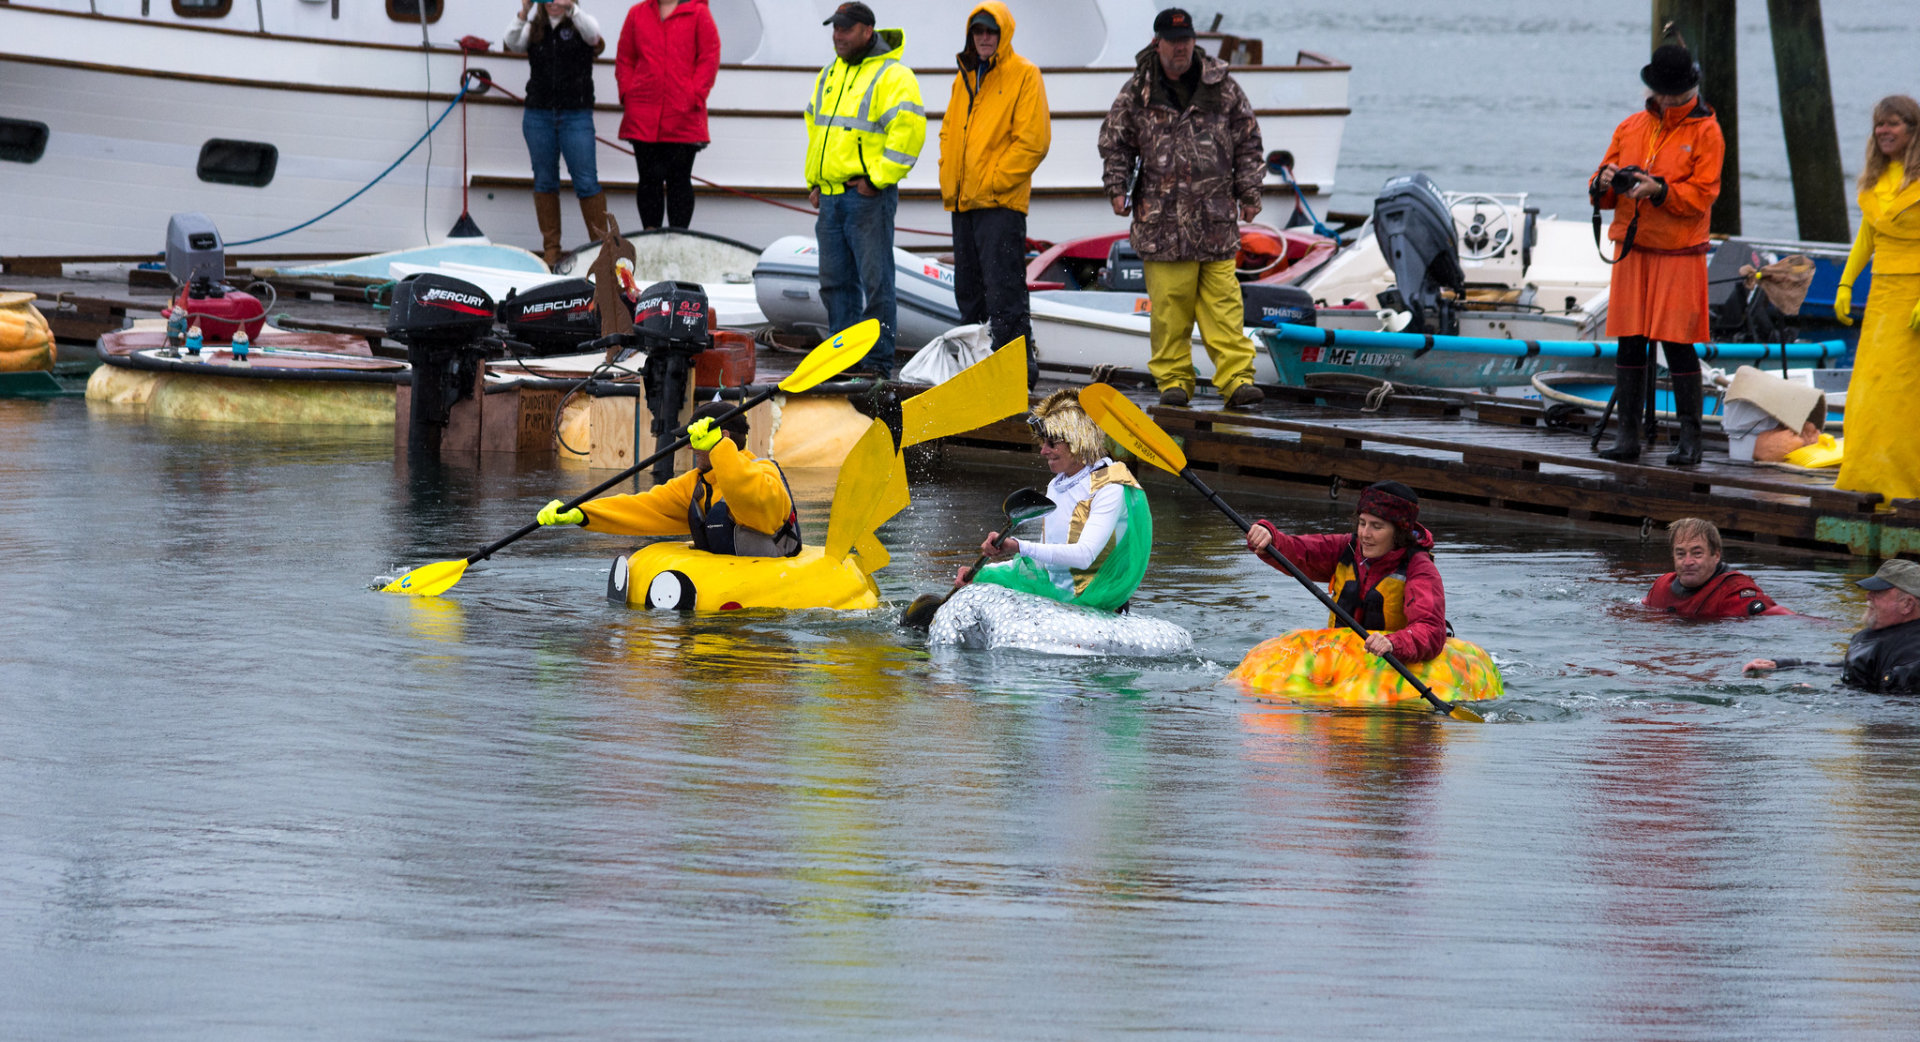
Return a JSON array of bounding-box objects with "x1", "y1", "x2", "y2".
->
[{"x1": 1143, "y1": 258, "x2": 1257, "y2": 396}]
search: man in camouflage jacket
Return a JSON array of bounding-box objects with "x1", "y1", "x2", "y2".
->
[{"x1": 1097, "y1": 7, "x2": 1266, "y2": 408}]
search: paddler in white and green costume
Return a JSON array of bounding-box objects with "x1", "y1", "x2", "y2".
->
[{"x1": 961, "y1": 389, "x2": 1152, "y2": 611}]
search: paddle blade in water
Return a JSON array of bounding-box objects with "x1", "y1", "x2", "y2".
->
[
  {"x1": 1078, "y1": 383, "x2": 1188, "y2": 474},
  {"x1": 900, "y1": 336, "x2": 1030, "y2": 448},
  {"x1": 1447, "y1": 703, "x2": 1487, "y2": 723},
  {"x1": 381, "y1": 558, "x2": 468, "y2": 597},
  {"x1": 783, "y1": 319, "x2": 880, "y2": 392},
  {"x1": 900, "y1": 592, "x2": 945, "y2": 629}
]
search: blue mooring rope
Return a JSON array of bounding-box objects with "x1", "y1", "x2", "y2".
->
[
  {"x1": 224, "y1": 76, "x2": 474, "y2": 247},
  {"x1": 1278, "y1": 165, "x2": 1338, "y2": 241}
]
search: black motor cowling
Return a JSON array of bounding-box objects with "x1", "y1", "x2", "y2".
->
[
  {"x1": 634, "y1": 280, "x2": 711, "y2": 349},
  {"x1": 497, "y1": 277, "x2": 599, "y2": 356},
  {"x1": 1242, "y1": 283, "x2": 1316, "y2": 329},
  {"x1": 1102, "y1": 240, "x2": 1146, "y2": 292},
  {"x1": 386, "y1": 273, "x2": 497, "y2": 347},
  {"x1": 387, "y1": 273, "x2": 497, "y2": 459},
  {"x1": 1372, "y1": 173, "x2": 1463, "y2": 335}
]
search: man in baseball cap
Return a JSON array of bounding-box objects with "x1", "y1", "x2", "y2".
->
[{"x1": 1745, "y1": 559, "x2": 1920, "y2": 692}]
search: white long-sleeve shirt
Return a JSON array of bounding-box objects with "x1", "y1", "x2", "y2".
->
[
  {"x1": 1017, "y1": 458, "x2": 1127, "y2": 574},
  {"x1": 502, "y1": 4, "x2": 602, "y2": 53}
]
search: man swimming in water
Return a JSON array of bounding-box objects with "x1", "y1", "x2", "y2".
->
[
  {"x1": 1743, "y1": 559, "x2": 1920, "y2": 693},
  {"x1": 1645, "y1": 518, "x2": 1791, "y2": 618}
]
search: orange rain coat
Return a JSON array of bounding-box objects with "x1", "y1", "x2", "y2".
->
[
  {"x1": 1594, "y1": 99, "x2": 1725, "y2": 344},
  {"x1": 937, "y1": 1, "x2": 1051, "y2": 214}
]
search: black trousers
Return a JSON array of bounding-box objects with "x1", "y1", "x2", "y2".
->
[
  {"x1": 951, "y1": 207, "x2": 1032, "y2": 351},
  {"x1": 629, "y1": 141, "x2": 702, "y2": 230}
]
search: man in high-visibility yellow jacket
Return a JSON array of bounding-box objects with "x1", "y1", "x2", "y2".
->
[{"x1": 804, "y1": 2, "x2": 926, "y2": 378}]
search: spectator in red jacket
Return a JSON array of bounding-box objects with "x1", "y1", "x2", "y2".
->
[
  {"x1": 615, "y1": 0, "x2": 721, "y2": 229},
  {"x1": 1644, "y1": 517, "x2": 1791, "y2": 618},
  {"x1": 1245, "y1": 481, "x2": 1448, "y2": 663}
]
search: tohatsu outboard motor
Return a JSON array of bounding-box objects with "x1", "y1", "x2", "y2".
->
[
  {"x1": 496, "y1": 277, "x2": 600, "y2": 356},
  {"x1": 387, "y1": 273, "x2": 498, "y2": 457},
  {"x1": 1372, "y1": 173, "x2": 1464, "y2": 335}
]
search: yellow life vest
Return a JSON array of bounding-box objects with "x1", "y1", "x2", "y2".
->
[{"x1": 1326, "y1": 545, "x2": 1409, "y2": 632}]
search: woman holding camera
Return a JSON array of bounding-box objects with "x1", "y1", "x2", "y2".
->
[
  {"x1": 504, "y1": 0, "x2": 610, "y2": 271},
  {"x1": 1590, "y1": 43, "x2": 1724, "y2": 465},
  {"x1": 1833, "y1": 96, "x2": 1920, "y2": 503}
]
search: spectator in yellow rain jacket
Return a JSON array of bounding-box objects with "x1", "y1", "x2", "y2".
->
[
  {"x1": 804, "y1": 3, "x2": 927, "y2": 379},
  {"x1": 938, "y1": 2, "x2": 1049, "y2": 386},
  {"x1": 535, "y1": 402, "x2": 802, "y2": 557}
]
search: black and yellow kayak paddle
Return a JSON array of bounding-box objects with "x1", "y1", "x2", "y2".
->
[
  {"x1": 899, "y1": 486, "x2": 1055, "y2": 629},
  {"x1": 1078, "y1": 382, "x2": 1485, "y2": 722},
  {"x1": 381, "y1": 319, "x2": 880, "y2": 597}
]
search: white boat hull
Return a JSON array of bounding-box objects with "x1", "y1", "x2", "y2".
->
[{"x1": 0, "y1": 2, "x2": 1349, "y2": 257}]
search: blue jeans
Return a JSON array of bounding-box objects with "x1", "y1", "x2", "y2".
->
[
  {"x1": 523, "y1": 107, "x2": 600, "y2": 197},
  {"x1": 817, "y1": 185, "x2": 898, "y2": 373}
]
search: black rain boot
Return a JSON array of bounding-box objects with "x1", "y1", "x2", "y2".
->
[
  {"x1": 1597, "y1": 364, "x2": 1646, "y2": 461},
  {"x1": 1665, "y1": 370, "x2": 1703, "y2": 466}
]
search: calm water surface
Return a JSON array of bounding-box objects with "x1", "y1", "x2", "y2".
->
[{"x1": 2, "y1": 398, "x2": 1917, "y2": 1039}]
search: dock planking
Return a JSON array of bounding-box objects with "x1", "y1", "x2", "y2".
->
[{"x1": 959, "y1": 378, "x2": 1918, "y2": 560}]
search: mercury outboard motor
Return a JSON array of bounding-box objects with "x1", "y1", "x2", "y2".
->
[
  {"x1": 497, "y1": 277, "x2": 600, "y2": 356},
  {"x1": 633, "y1": 280, "x2": 712, "y2": 482},
  {"x1": 387, "y1": 273, "x2": 498, "y2": 458},
  {"x1": 1372, "y1": 173, "x2": 1464, "y2": 335}
]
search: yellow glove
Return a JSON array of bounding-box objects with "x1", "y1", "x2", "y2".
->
[
  {"x1": 687, "y1": 416, "x2": 724, "y2": 452},
  {"x1": 1834, "y1": 284, "x2": 1854, "y2": 327},
  {"x1": 537, "y1": 499, "x2": 585, "y2": 526}
]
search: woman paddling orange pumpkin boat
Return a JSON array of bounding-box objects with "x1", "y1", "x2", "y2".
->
[{"x1": 1228, "y1": 481, "x2": 1502, "y2": 708}]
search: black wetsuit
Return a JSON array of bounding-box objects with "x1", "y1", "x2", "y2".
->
[{"x1": 1770, "y1": 618, "x2": 1920, "y2": 694}]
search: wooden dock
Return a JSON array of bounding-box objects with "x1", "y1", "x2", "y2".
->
[
  {"x1": 12, "y1": 261, "x2": 1912, "y2": 559},
  {"x1": 961, "y1": 377, "x2": 1918, "y2": 560}
]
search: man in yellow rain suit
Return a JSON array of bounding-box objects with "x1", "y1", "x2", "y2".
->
[
  {"x1": 804, "y1": 2, "x2": 926, "y2": 379},
  {"x1": 536, "y1": 401, "x2": 802, "y2": 557}
]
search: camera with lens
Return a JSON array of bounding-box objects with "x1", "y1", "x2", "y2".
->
[{"x1": 1592, "y1": 165, "x2": 1647, "y2": 199}]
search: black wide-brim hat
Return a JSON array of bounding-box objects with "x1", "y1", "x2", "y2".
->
[{"x1": 1641, "y1": 43, "x2": 1700, "y2": 94}]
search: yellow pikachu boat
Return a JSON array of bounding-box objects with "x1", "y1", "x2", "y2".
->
[{"x1": 606, "y1": 338, "x2": 1030, "y2": 612}]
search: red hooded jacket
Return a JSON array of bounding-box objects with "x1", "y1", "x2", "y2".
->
[
  {"x1": 1251, "y1": 521, "x2": 1449, "y2": 662},
  {"x1": 615, "y1": 0, "x2": 721, "y2": 144}
]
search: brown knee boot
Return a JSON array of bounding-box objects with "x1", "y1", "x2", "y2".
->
[
  {"x1": 577, "y1": 191, "x2": 614, "y2": 245},
  {"x1": 533, "y1": 191, "x2": 564, "y2": 271}
]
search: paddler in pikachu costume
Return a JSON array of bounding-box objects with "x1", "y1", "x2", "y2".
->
[
  {"x1": 536, "y1": 400, "x2": 802, "y2": 557},
  {"x1": 962, "y1": 389, "x2": 1152, "y2": 610}
]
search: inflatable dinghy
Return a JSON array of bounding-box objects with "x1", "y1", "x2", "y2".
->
[
  {"x1": 1227, "y1": 628, "x2": 1502, "y2": 708},
  {"x1": 753, "y1": 235, "x2": 961, "y2": 348},
  {"x1": 927, "y1": 584, "x2": 1193, "y2": 657}
]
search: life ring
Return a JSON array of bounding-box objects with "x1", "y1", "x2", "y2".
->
[
  {"x1": 607, "y1": 541, "x2": 879, "y2": 612},
  {"x1": 1227, "y1": 628, "x2": 1503, "y2": 708},
  {"x1": 928, "y1": 583, "x2": 1193, "y2": 657}
]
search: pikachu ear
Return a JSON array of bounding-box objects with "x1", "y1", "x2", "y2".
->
[
  {"x1": 900, "y1": 337, "x2": 1030, "y2": 448},
  {"x1": 824, "y1": 419, "x2": 906, "y2": 561}
]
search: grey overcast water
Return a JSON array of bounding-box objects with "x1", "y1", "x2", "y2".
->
[{"x1": 4, "y1": 2, "x2": 1919, "y2": 1038}]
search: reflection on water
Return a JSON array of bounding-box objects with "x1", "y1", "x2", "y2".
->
[{"x1": 2, "y1": 402, "x2": 1918, "y2": 1039}]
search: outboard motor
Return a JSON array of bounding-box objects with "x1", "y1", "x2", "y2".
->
[
  {"x1": 632, "y1": 280, "x2": 712, "y2": 482},
  {"x1": 164, "y1": 213, "x2": 265, "y2": 342},
  {"x1": 497, "y1": 277, "x2": 600, "y2": 356},
  {"x1": 387, "y1": 273, "x2": 498, "y2": 458},
  {"x1": 1102, "y1": 239, "x2": 1146, "y2": 292},
  {"x1": 1372, "y1": 173, "x2": 1464, "y2": 335},
  {"x1": 1241, "y1": 284, "x2": 1316, "y2": 330}
]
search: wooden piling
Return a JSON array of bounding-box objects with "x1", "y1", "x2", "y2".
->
[
  {"x1": 1652, "y1": 0, "x2": 1740, "y2": 236},
  {"x1": 1766, "y1": 0, "x2": 1851, "y2": 243}
]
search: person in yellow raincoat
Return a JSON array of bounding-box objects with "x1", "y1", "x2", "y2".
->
[
  {"x1": 938, "y1": 2, "x2": 1049, "y2": 386},
  {"x1": 535, "y1": 401, "x2": 802, "y2": 557},
  {"x1": 1834, "y1": 95, "x2": 1920, "y2": 504}
]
